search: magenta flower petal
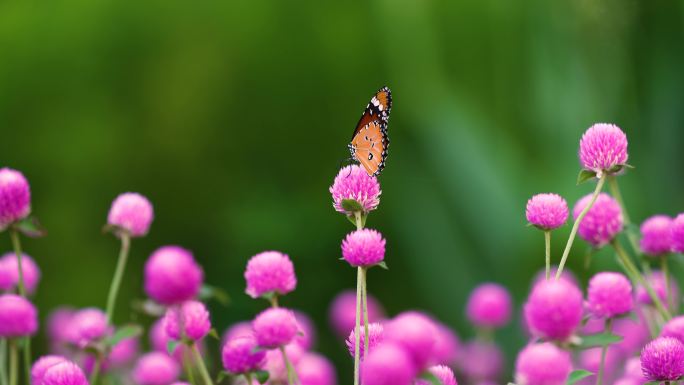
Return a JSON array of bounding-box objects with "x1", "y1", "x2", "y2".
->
[
  {"x1": 341, "y1": 228, "x2": 386, "y2": 267},
  {"x1": 296, "y1": 353, "x2": 337, "y2": 385},
  {"x1": 515, "y1": 343, "x2": 571, "y2": 385},
  {"x1": 0, "y1": 168, "x2": 31, "y2": 230},
  {"x1": 144, "y1": 245, "x2": 203, "y2": 305},
  {"x1": 329, "y1": 290, "x2": 384, "y2": 338},
  {"x1": 293, "y1": 310, "x2": 316, "y2": 350},
  {"x1": 31, "y1": 355, "x2": 68, "y2": 385},
  {"x1": 0, "y1": 252, "x2": 41, "y2": 294},
  {"x1": 360, "y1": 342, "x2": 417, "y2": 385},
  {"x1": 0, "y1": 294, "x2": 38, "y2": 337},
  {"x1": 640, "y1": 215, "x2": 673, "y2": 257},
  {"x1": 67, "y1": 308, "x2": 108, "y2": 347},
  {"x1": 579, "y1": 123, "x2": 629, "y2": 174},
  {"x1": 330, "y1": 165, "x2": 381, "y2": 215},
  {"x1": 587, "y1": 271, "x2": 633, "y2": 318},
  {"x1": 107, "y1": 192, "x2": 153, "y2": 237},
  {"x1": 573, "y1": 193, "x2": 623, "y2": 248},
  {"x1": 384, "y1": 311, "x2": 437, "y2": 370},
  {"x1": 252, "y1": 307, "x2": 299, "y2": 348},
  {"x1": 457, "y1": 341, "x2": 503, "y2": 382},
  {"x1": 466, "y1": 283, "x2": 512, "y2": 328},
  {"x1": 346, "y1": 322, "x2": 384, "y2": 360},
  {"x1": 163, "y1": 300, "x2": 211, "y2": 342},
  {"x1": 132, "y1": 352, "x2": 180, "y2": 385},
  {"x1": 672, "y1": 213, "x2": 684, "y2": 253},
  {"x1": 641, "y1": 337, "x2": 684, "y2": 381},
  {"x1": 430, "y1": 321, "x2": 460, "y2": 366},
  {"x1": 263, "y1": 343, "x2": 305, "y2": 382},
  {"x1": 524, "y1": 279, "x2": 583, "y2": 341},
  {"x1": 41, "y1": 360, "x2": 88, "y2": 385},
  {"x1": 662, "y1": 316, "x2": 684, "y2": 344},
  {"x1": 221, "y1": 335, "x2": 266, "y2": 374},
  {"x1": 526, "y1": 193, "x2": 569, "y2": 230},
  {"x1": 244, "y1": 251, "x2": 296, "y2": 299}
]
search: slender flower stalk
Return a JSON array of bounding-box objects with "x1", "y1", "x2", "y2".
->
[
  {"x1": 612, "y1": 241, "x2": 670, "y2": 319},
  {"x1": 183, "y1": 348, "x2": 197, "y2": 385},
  {"x1": 105, "y1": 232, "x2": 131, "y2": 324},
  {"x1": 191, "y1": 344, "x2": 213, "y2": 385},
  {"x1": 7, "y1": 342, "x2": 16, "y2": 385},
  {"x1": 88, "y1": 353, "x2": 103, "y2": 385},
  {"x1": 663, "y1": 257, "x2": 672, "y2": 310},
  {"x1": 607, "y1": 176, "x2": 639, "y2": 252},
  {"x1": 244, "y1": 373, "x2": 253, "y2": 385},
  {"x1": 556, "y1": 176, "x2": 606, "y2": 280},
  {"x1": 279, "y1": 345, "x2": 298, "y2": 385},
  {"x1": 544, "y1": 231, "x2": 551, "y2": 280},
  {"x1": 0, "y1": 339, "x2": 6, "y2": 385},
  {"x1": 9, "y1": 230, "x2": 30, "y2": 383},
  {"x1": 596, "y1": 318, "x2": 613, "y2": 385},
  {"x1": 353, "y1": 264, "x2": 362, "y2": 385}
]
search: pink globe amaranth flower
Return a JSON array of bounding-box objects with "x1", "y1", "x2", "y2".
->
[
  {"x1": 526, "y1": 193, "x2": 569, "y2": 230},
  {"x1": 524, "y1": 279, "x2": 583, "y2": 341},
  {"x1": 244, "y1": 251, "x2": 297, "y2": 299},
  {"x1": 466, "y1": 283, "x2": 512, "y2": 329},
  {"x1": 360, "y1": 342, "x2": 417, "y2": 385},
  {"x1": 672, "y1": 213, "x2": 684, "y2": 253},
  {"x1": 144, "y1": 245, "x2": 204, "y2": 305},
  {"x1": 662, "y1": 316, "x2": 684, "y2": 343},
  {"x1": 641, "y1": 337, "x2": 684, "y2": 381},
  {"x1": 640, "y1": 215, "x2": 673, "y2": 257},
  {"x1": 623, "y1": 356, "x2": 644, "y2": 382},
  {"x1": 346, "y1": 322, "x2": 384, "y2": 360},
  {"x1": 221, "y1": 334, "x2": 266, "y2": 374},
  {"x1": 296, "y1": 352, "x2": 337, "y2": 385},
  {"x1": 107, "y1": 192, "x2": 154, "y2": 237},
  {"x1": 222, "y1": 321, "x2": 253, "y2": 344},
  {"x1": 0, "y1": 252, "x2": 41, "y2": 294},
  {"x1": 294, "y1": 310, "x2": 316, "y2": 350},
  {"x1": 133, "y1": 352, "x2": 180, "y2": 385},
  {"x1": 330, "y1": 164, "x2": 381, "y2": 215},
  {"x1": 457, "y1": 341, "x2": 503, "y2": 381},
  {"x1": 636, "y1": 271, "x2": 679, "y2": 309},
  {"x1": 32, "y1": 355, "x2": 68, "y2": 385},
  {"x1": 579, "y1": 123, "x2": 629, "y2": 174},
  {"x1": 41, "y1": 360, "x2": 88, "y2": 385},
  {"x1": 384, "y1": 311, "x2": 437, "y2": 370},
  {"x1": 67, "y1": 308, "x2": 108, "y2": 347},
  {"x1": 264, "y1": 343, "x2": 305, "y2": 382},
  {"x1": 430, "y1": 322, "x2": 460, "y2": 366},
  {"x1": 613, "y1": 317, "x2": 650, "y2": 357},
  {"x1": 515, "y1": 343, "x2": 571, "y2": 385},
  {"x1": 0, "y1": 168, "x2": 31, "y2": 230},
  {"x1": 0, "y1": 294, "x2": 38, "y2": 337},
  {"x1": 573, "y1": 193, "x2": 623, "y2": 248},
  {"x1": 163, "y1": 300, "x2": 211, "y2": 342},
  {"x1": 329, "y1": 290, "x2": 385, "y2": 337},
  {"x1": 415, "y1": 365, "x2": 458, "y2": 385},
  {"x1": 587, "y1": 271, "x2": 633, "y2": 318},
  {"x1": 341, "y1": 228, "x2": 386, "y2": 267},
  {"x1": 253, "y1": 307, "x2": 299, "y2": 348}
]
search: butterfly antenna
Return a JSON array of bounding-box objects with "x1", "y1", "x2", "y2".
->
[{"x1": 338, "y1": 158, "x2": 357, "y2": 177}]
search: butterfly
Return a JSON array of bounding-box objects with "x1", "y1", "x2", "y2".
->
[{"x1": 348, "y1": 86, "x2": 392, "y2": 177}]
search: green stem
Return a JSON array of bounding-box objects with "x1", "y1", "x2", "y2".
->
[
  {"x1": 0, "y1": 339, "x2": 7, "y2": 385},
  {"x1": 663, "y1": 257, "x2": 673, "y2": 311},
  {"x1": 88, "y1": 353, "x2": 102, "y2": 385},
  {"x1": 353, "y1": 266, "x2": 362, "y2": 385},
  {"x1": 183, "y1": 347, "x2": 197, "y2": 385},
  {"x1": 9, "y1": 230, "x2": 31, "y2": 382},
  {"x1": 192, "y1": 343, "x2": 213, "y2": 385},
  {"x1": 105, "y1": 233, "x2": 131, "y2": 324},
  {"x1": 607, "y1": 176, "x2": 640, "y2": 253},
  {"x1": 279, "y1": 345, "x2": 300, "y2": 385},
  {"x1": 613, "y1": 240, "x2": 671, "y2": 319},
  {"x1": 596, "y1": 318, "x2": 613, "y2": 385},
  {"x1": 269, "y1": 294, "x2": 279, "y2": 308},
  {"x1": 544, "y1": 231, "x2": 551, "y2": 280},
  {"x1": 7, "y1": 342, "x2": 16, "y2": 385},
  {"x1": 556, "y1": 176, "x2": 606, "y2": 280},
  {"x1": 361, "y1": 267, "x2": 369, "y2": 358},
  {"x1": 244, "y1": 373, "x2": 253, "y2": 385}
]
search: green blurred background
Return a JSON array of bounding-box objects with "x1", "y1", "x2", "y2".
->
[{"x1": 1, "y1": 0, "x2": 684, "y2": 381}]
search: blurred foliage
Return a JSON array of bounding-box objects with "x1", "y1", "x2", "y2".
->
[{"x1": 1, "y1": 0, "x2": 684, "y2": 382}]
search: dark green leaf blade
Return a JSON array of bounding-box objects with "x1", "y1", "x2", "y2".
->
[
  {"x1": 577, "y1": 170, "x2": 597, "y2": 185},
  {"x1": 254, "y1": 370, "x2": 270, "y2": 384},
  {"x1": 577, "y1": 332, "x2": 623, "y2": 349},
  {"x1": 566, "y1": 369, "x2": 594, "y2": 385},
  {"x1": 105, "y1": 324, "x2": 143, "y2": 347}
]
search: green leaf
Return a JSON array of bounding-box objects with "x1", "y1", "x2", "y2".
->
[
  {"x1": 577, "y1": 332, "x2": 623, "y2": 349},
  {"x1": 105, "y1": 324, "x2": 143, "y2": 347},
  {"x1": 199, "y1": 284, "x2": 231, "y2": 306},
  {"x1": 166, "y1": 340, "x2": 180, "y2": 355},
  {"x1": 577, "y1": 169, "x2": 597, "y2": 185},
  {"x1": 375, "y1": 261, "x2": 389, "y2": 270},
  {"x1": 14, "y1": 216, "x2": 47, "y2": 237},
  {"x1": 341, "y1": 199, "x2": 364, "y2": 213},
  {"x1": 254, "y1": 370, "x2": 270, "y2": 384},
  {"x1": 566, "y1": 369, "x2": 594, "y2": 385},
  {"x1": 208, "y1": 328, "x2": 220, "y2": 340},
  {"x1": 419, "y1": 371, "x2": 444, "y2": 385}
]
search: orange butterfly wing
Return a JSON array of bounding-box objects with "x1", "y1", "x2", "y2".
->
[{"x1": 349, "y1": 87, "x2": 392, "y2": 176}]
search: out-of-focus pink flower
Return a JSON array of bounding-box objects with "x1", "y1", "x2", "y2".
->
[
  {"x1": 221, "y1": 335, "x2": 266, "y2": 374},
  {"x1": 457, "y1": 341, "x2": 503, "y2": 382},
  {"x1": 163, "y1": 300, "x2": 211, "y2": 342},
  {"x1": 31, "y1": 355, "x2": 68, "y2": 385},
  {"x1": 430, "y1": 321, "x2": 460, "y2": 366},
  {"x1": 573, "y1": 193, "x2": 623, "y2": 248},
  {"x1": 640, "y1": 215, "x2": 673, "y2": 257},
  {"x1": 360, "y1": 342, "x2": 417, "y2": 385},
  {"x1": 0, "y1": 252, "x2": 40, "y2": 294},
  {"x1": 253, "y1": 307, "x2": 299, "y2": 348},
  {"x1": 640, "y1": 337, "x2": 684, "y2": 381},
  {"x1": 149, "y1": 318, "x2": 198, "y2": 363},
  {"x1": 41, "y1": 360, "x2": 88, "y2": 385},
  {"x1": 263, "y1": 343, "x2": 305, "y2": 383},
  {"x1": 515, "y1": 343, "x2": 571, "y2": 385},
  {"x1": 294, "y1": 310, "x2": 316, "y2": 350},
  {"x1": 662, "y1": 316, "x2": 684, "y2": 344},
  {"x1": 346, "y1": 322, "x2": 384, "y2": 360},
  {"x1": 341, "y1": 229, "x2": 386, "y2": 267},
  {"x1": 587, "y1": 272, "x2": 633, "y2": 318},
  {"x1": 524, "y1": 279, "x2": 583, "y2": 341},
  {"x1": 244, "y1": 251, "x2": 296, "y2": 299},
  {"x1": 672, "y1": 213, "x2": 684, "y2": 254},
  {"x1": 466, "y1": 283, "x2": 512, "y2": 328},
  {"x1": 578, "y1": 123, "x2": 629, "y2": 174},
  {"x1": 578, "y1": 346, "x2": 622, "y2": 385},
  {"x1": 132, "y1": 352, "x2": 180, "y2": 385},
  {"x1": 384, "y1": 311, "x2": 437, "y2": 370},
  {"x1": 613, "y1": 317, "x2": 650, "y2": 357},
  {"x1": 222, "y1": 321, "x2": 252, "y2": 345},
  {"x1": 107, "y1": 192, "x2": 154, "y2": 237},
  {"x1": 0, "y1": 168, "x2": 31, "y2": 230},
  {"x1": 329, "y1": 290, "x2": 384, "y2": 337},
  {"x1": 0, "y1": 294, "x2": 38, "y2": 337},
  {"x1": 526, "y1": 193, "x2": 569, "y2": 230},
  {"x1": 415, "y1": 365, "x2": 458, "y2": 385},
  {"x1": 330, "y1": 165, "x2": 381, "y2": 215},
  {"x1": 144, "y1": 246, "x2": 203, "y2": 305},
  {"x1": 296, "y1": 352, "x2": 337, "y2": 385},
  {"x1": 67, "y1": 308, "x2": 108, "y2": 347},
  {"x1": 636, "y1": 271, "x2": 679, "y2": 310}
]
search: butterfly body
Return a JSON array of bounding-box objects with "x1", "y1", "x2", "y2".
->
[{"x1": 348, "y1": 86, "x2": 392, "y2": 176}]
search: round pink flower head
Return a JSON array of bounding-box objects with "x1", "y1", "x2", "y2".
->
[
  {"x1": 573, "y1": 193, "x2": 623, "y2": 248},
  {"x1": 641, "y1": 337, "x2": 684, "y2": 381},
  {"x1": 329, "y1": 290, "x2": 385, "y2": 337},
  {"x1": 532, "y1": 266, "x2": 579, "y2": 287},
  {"x1": 466, "y1": 283, "x2": 512, "y2": 329},
  {"x1": 150, "y1": 318, "x2": 189, "y2": 362},
  {"x1": 662, "y1": 316, "x2": 684, "y2": 344},
  {"x1": 346, "y1": 322, "x2": 384, "y2": 360},
  {"x1": 526, "y1": 193, "x2": 569, "y2": 231},
  {"x1": 296, "y1": 352, "x2": 337, "y2": 385},
  {"x1": 430, "y1": 321, "x2": 460, "y2": 366},
  {"x1": 672, "y1": 213, "x2": 684, "y2": 253},
  {"x1": 457, "y1": 341, "x2": 503, "y2": 381},
  {"x1": 415, "y1": 365, "x2": 458, "y2": 385},
  {"x1": 384, "y1": 311, "x2": 437, "y2": 370},
  {"x1": 47, "y1": 307, "x2": 75, "y2": 353},
  {"x1": 623, "y1": 356, "x2": 644, "y2": 382},
  {"x1": 0, "y1": 168, "x2": 31, "y2": 230},
  {"x1": 107, "y1": 192, "x2": 154, "y2": 237},
  {"x1": 108, "y1": 336, "x2": 139, "y2": 368},
  {"x1": 133, "y1": 352, "x2": 180, "y2": 385},
  {"x1": 293, "y1": 310, "x2": 316, "y2": 350},
  {"x1": 222, "y1": 321, "x2": 253, "y2": 345},
  {"x1": 636, "y1": 271, "x2": 679, "y2": 309},
  {"x1": 244, "y1": 251, "x2": 297, "y2": 299},
  {"x1": 221, "y1": 334, "x2": 266, "y2": 374},
  {"x1": 524, "y1": 279, "x2": 583, "y2": 341},
  {"x1": 330, "y1": 164, "x2": 381, "y2": 215},
  {"x1": 32, "y1": 355, "x2": 68, "y2": 385},
  {"x1": 640, "y1": 215, "x2": 673, "y2": 257},
  {"x1": 163, "y1": 300, "x2": 211, "y2": 342},
  {"x1": 587, "y1": 271, "x2": 633, "y2": 318},
  {"x1": 579, "y1": 123, "x2": 629, "y2": 175},
  {"x1": 0, "y1": 252, "x2": 41, "y2": 294},
  {"x1": 252, "y1": 307, "x2": 299, "y2": 348},
  {"x1": 41, "y1": 360, "x2": 88, "y2": 385},
  {"x1": 144, "y1": 245, "x2": 204, "y2": 305},
  {"x1": 0, "y1": 294, "x2": 38, "y2": 337},
  {"x1": 613, "y1": 317, "x2": 650, "y2": 357},
  {"x1": 515, "y1": 343, "x2": 571, "y2": 385},
  {"x1": 361, "y1": 342, "x2": 417, "y2": 385},
  {"x1": 264, "y1": 343, "x2": 305, "y2": 382},
  {"x1": 67, "y1": 308, "x2": 108, "y2": 347},
  {"x1": 341, "y1": 228, "x2": 386, "y2": 267}
]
